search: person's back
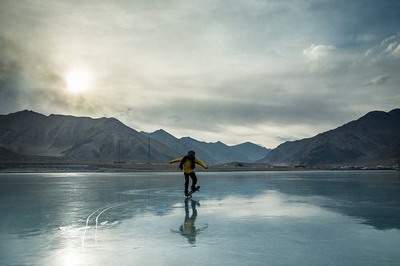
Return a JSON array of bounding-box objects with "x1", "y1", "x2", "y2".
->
[
  {"x1": 170, "y1": 150, "x2": 208, "y2": 196},
  {"x1": 179, "y1": 152, "x2": 198, "y2": 173}
]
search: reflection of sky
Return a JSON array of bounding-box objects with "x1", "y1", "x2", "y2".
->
[
  {"x1": 38, "y1": 190, "x2": 400, "y2": 266},
  {"x1": 1, "y1": 171, "x2": 400, "y2": 266},
  {"x1": 197, "y1": 190, "x2": 335, "y2": 219}
]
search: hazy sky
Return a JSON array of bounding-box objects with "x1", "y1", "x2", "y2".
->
[{"x1": 0, "y1": 0, "x2": 399, "y2": 147}]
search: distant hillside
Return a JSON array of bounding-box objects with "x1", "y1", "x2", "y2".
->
[
  {"x1": 258, "y1": 109, "x2": 400, "y2": 166},
  {"x1": 146, "y1": 129, "x2": 270, "y2": 164},
  {"x1": 0, "y1": 147, "x2": 27, "y2": 161},
  {"x1": 0, "y1": 110, "x2": 176, "y2": 162},
  {"x1": 231, "y1": 142, "x2": 271, "y2": 161},
  {"x1": 0, "y1": 110, "x2": 269, "y2": 164}
]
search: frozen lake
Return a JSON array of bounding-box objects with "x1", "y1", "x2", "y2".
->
[{"x1": 1, "y1": 171, "x2": 400, "y2": 266}]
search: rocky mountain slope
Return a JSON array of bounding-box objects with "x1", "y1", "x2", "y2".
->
[
  {"x1": 146, "y1": 129, "x2": 270, "y2": 164},
  {"x1": 258, "y1": 109, "x2": 400, "y2": 166},
  {"x1": 0, "y1": 110, "x2": 176, "y2": 162},
  {"x1": 0, "y1": 110, "x2": 269, "y2": 164}
]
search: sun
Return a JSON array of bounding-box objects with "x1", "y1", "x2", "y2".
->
[{"x1": 65, "y1": 69, "x2": 91, "y2": 93}]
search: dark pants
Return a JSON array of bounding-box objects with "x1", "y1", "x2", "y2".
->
[{"x1": 184, "y1": 172, "x2": 197, "y2": 193}]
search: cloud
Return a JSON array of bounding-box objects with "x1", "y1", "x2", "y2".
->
[
  {"x1": 363, "y1": 34, "x2": 400, "y2": 62},
  {"x1": 302, "y1": 44, "x2": 345, "y2": 72},
  {"x1": 390, "y1": 43, "x2": 400, "y2": 58},
  {"x1": 135, "y1": 96, "x2": 353, "y2": 128},
  {"x1": 383, "y1": 35, "x2": 400, "y2": 58},
  {"x1": 303, "y1": 44, "x2": 336, "y2": 62},
  {"x1": 365, "y1": 75, "x2": 390, "y2": 86},
  {"x1": 0, "y1": 37, "x2": 107, "y2": 116}
]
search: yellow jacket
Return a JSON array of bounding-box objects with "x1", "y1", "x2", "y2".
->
[{"x1": 169, "y1": 156, "x2": 208, "y2": 174}]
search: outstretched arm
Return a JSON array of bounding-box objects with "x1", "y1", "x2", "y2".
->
[
  {"x1": 195, "y1": 159, "x2": 208, "y2": 169},
  {"x1": 169, "y1": 157, "x2": 183, "y2": 164}
]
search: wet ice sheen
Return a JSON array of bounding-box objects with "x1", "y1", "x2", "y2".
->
[{"x1": 0, "y1": 171, "x2": 400, "y2": 265}]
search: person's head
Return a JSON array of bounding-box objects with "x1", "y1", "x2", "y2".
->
[{"x1": 187, "y1": 150, "x2": 195, "y2": 157}]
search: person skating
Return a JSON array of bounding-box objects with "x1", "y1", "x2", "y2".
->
[{"x1": 169, "y1": 150, "x2": 208, "y2": 196}]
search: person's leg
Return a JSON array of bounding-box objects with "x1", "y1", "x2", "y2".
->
[
  {"x1": 190, "y1": 172, "x2": 197, "y2": 191},
  {"x1": 184, "y1": 173, "x2": 189, "y2": 195}
]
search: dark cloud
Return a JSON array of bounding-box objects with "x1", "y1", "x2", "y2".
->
[
  {"x1": 0, "y1": 37, "x2": 105, "y2": 116},
  {"x1": 133, "y1": 95, "x2": 355, "y2": 131},
  {"x1": 0, "y1": 38, "x2": 25, "y2": 113},
  {"x1": 308, "y1": 0, "x2": 400, "y2": 47},
  {"x1": 365, "y1": 75, "x2": 390, "y2": 87}
]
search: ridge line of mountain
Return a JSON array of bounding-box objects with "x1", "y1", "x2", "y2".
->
[
  {"x1": 258, "y1": 108, "x2": 400, "y2": 166},
  {"x1": 0, "y1": 109, "x2": 270, "y2": 164}
]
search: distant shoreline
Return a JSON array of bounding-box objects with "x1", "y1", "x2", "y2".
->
[
  {"x1": 0, "y1": 162, "x2": 397, "y2": 174},
  {"x1": 0, "y1": 170, "x2": 397, "y2": 174}
]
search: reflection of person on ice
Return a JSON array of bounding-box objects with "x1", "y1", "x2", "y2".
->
[
  {"x1": 170, "y1": 150, "x2": 208, "y2": 196},
  {"x1": 170, "y1": 198, "x2": 207, "y2": 245},
  {"x1": 180, "y1": 198, "x2": 200, "y2": 244}
]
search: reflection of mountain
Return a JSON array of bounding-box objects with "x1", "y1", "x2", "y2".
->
[
  {"x1": 0, "y1": 110, "x2": 269, "y2": 164},
  {"x1": 259, "y1": 109, "x2": 400, "y2": 166},
  {"x1": 263, "y1": 171, "x2": 400, "y2": 230}
]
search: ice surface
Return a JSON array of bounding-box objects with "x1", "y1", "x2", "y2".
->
[{"x1": 1, "y1": 171, "x2": 400, "y2": 265}]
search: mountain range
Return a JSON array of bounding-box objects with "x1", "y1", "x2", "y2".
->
[
  {"x1": 145, "y1": 129, "x2": 269, "y2": 164},
  {"x1": 258, "y1": 108, "x2": 400, "y2": 166},
  {"x1": 0, "y1": 110, "x2": 269, "y2": 164},
  {"x1": 1, "y1": 108, "x2": 399, "y2": 167}
]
